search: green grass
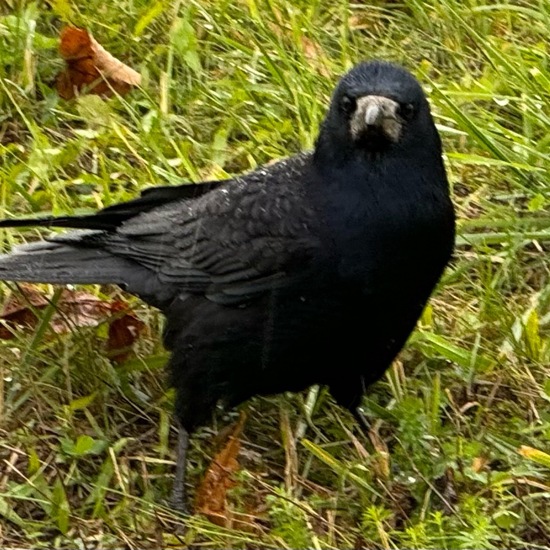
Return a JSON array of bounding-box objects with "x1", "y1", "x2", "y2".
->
[{"x1": 1, "y1": 0, "x2": 550, "y2": 547}]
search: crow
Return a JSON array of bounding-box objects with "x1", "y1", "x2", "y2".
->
[{"x1": 0, "y1": 61, "x2": 455, "y2": 510}]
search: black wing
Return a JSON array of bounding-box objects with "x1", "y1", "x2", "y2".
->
[
  {"x1": 0, "y1": 154, "x2": 321, "y2": 306},
  {"x1": 84, "y1": 156, "x2": 319, "y2": 303}
]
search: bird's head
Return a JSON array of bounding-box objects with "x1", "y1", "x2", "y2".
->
[{"x1": 316, "y1": 61, "x2": 440, "y2": 161}]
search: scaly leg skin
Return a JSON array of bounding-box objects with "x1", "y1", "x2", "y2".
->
[{"x1": 170, "y1": 422, "x2": 190, "y2": 514}]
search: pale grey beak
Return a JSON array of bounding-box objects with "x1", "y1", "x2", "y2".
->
[
  {"x1": 364, "y1": 102, "x2": 385, "y2": 126},
  {"x1": 351, "y1": 95, "x2": 402, "y2": 143}
]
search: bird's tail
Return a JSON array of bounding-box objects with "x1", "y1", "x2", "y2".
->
[
  {"x1": 0, "y1": 178, "x2": 225, "y2": 232},
  {"x1": 0, "y1": 237, "x2": 176, "y2": 308},
  {"x1": 0, "y1": 213, "x2": 124, "y2": 231},
  {"x1": 0, "y1": 208, "x2": 136, "y2": 284},
  {"x1": 0, "y1": 239, "x2": 137, "y2": 285}
]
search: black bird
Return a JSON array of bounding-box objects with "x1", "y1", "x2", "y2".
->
[{"x1": 0, "y1": 61, "x2": 455, "y2": 510}]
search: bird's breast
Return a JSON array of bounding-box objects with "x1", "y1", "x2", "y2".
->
[{"x1": 325, "y1": 189, "x2": 453, "y2": 285}]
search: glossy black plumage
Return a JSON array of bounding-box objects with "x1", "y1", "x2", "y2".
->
[{"x1": 0, "y1": 61, "x2": 455, "y2": 507}]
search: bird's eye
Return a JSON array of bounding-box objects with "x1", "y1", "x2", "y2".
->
[
  {"x1": 340, "y1": 94, "x2": 357, "y2": 115},
  {"x1": 399, "y1": 103, "x2": 415, "y2": 121}
]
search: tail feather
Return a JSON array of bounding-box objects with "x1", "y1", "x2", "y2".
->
[
  {"x1": 0, "y1": 241, "x2": 177, "y2": 308},
  {"x1": 0, "y1": 180, "x2": 226, "y2": 231},
  {"x1": 0, "y1": 241, "x2": 138, "y2": 284},
  {"x1": 0, "y1": 214, "x2": 124, "y2": 231}
]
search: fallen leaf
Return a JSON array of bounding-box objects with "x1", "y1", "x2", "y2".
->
[
  {"x1": 55, "y1": 26, "x2": 141, "y2": 100},
  {"x1": 0, "y1": 287, "x2": 143, "y2": 361},
  {"x1": 106, "y1": 301, "x2": 146, "y2": 364},
  {"x1": 50, "y1": 289, "x2": 110, "y2": 333},
  {"x1": 195, "y1": 412, "x2": 247, "y2": 526},
  {"x1": 0, "y1": 284, "x2": 48, "y2": 339},
  {"x1": 0, "y1": 286, "x2": 109, "y2": 338}
]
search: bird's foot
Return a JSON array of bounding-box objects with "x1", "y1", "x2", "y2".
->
[{"x1": 168, "y1": 493, "x2": 190, "y2": 516}]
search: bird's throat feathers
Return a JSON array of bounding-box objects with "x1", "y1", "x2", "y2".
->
[
  {"x1": 311, "y1": 138, "x2": 447, "y2": 201},
  {"x1": 313, "y1": 113, "x2": 442, "y2": 172}
]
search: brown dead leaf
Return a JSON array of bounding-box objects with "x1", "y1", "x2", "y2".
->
[
  {"x1": 195, "y1": 412, "x2": 247, "y2": 526},
  {"x1": 0, "y1": 286, "x2": 110, "y2": 338},
  {"x1": 55, "y1": 26, "x2": 141, "y2": 100},
  {"x1": 0, "y1": 284, "x2": 48, "y2": 339},
  {"x1": 51, "y1": 289, "x2": 111, "y2": 333},
  {"x1": 106, "y1": 301, "x2": 146, "y2": 364},
  {"x1": 0, "y1": 287, "x2": 143, "y2": 362}
]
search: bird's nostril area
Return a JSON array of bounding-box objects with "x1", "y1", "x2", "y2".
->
[{"x1": 364, "y1": 104, "x2": 383, "y2": 126}]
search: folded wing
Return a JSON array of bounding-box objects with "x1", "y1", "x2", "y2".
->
[{"x1": 0, "y1": 154, "x2": 320, "y2": 308}]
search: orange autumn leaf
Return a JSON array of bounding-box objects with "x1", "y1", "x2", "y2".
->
[
  {"x1": 195, "y1": 413, "x2": 247, "y2": 526},
  {"x1": 56, "y1": 27, "x2": 141, "y2": 100}
]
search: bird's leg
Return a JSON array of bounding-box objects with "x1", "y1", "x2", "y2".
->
[
  {"x1": 171, "y1": 421, "x2": 190, "y2": 514},
  {"x1": 354, "y1": 407, "x2": 371, "y2": 436}
]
